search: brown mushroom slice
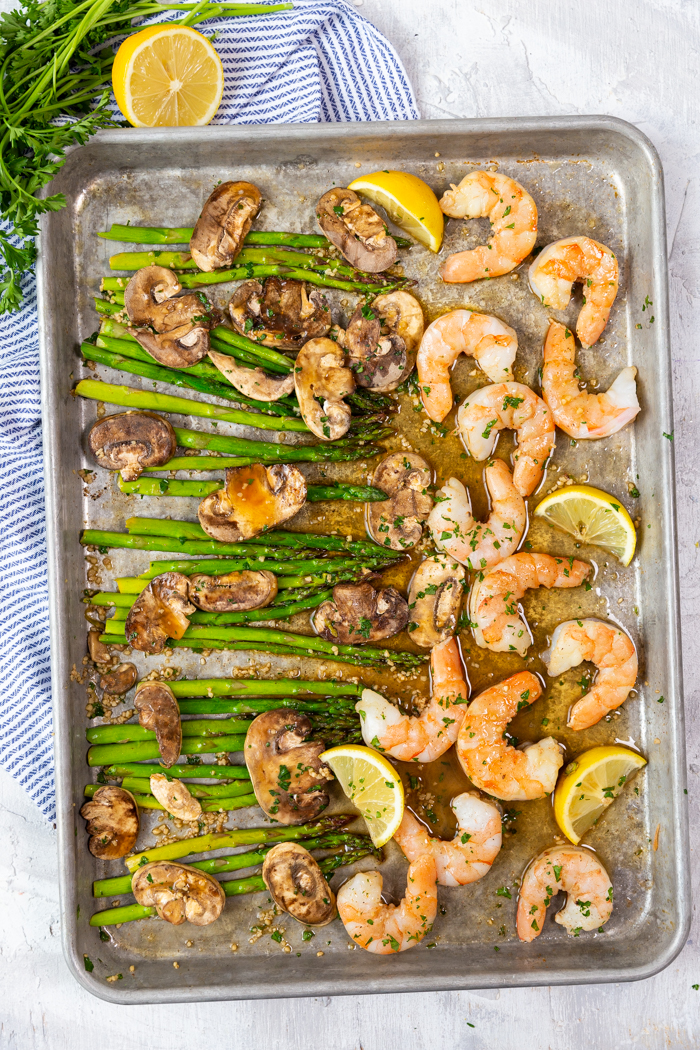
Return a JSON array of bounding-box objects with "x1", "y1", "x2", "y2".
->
[
  {"x1": 262, "y1": 842, "x2": 336, "y2": 926},
  {"x1": 150, "y1": 773, "x2": 202, "y2": 821},
  {"x1": 207, "y1": 348, "x2": 295, "y2": 402},
  {"x1": 345, "y1": 291, "x2": 423, "y2": 393},
  {"x1": 190, "y1": 181, "x2": 262, "y2": 272},
  {"x1": 134, "y1": 682, "x2": 182, "y2": 767},
  {"x1": 88, "y1": 411, "x2": 177, "y2": 482},
  {"x1": 198, "y1": 463, "x2": 306, "y2": 542},
  {"x1": 88, "y1": 629, "x2": 114, "y2": 666},
  {"x1": 132, "y1": 862, "x2": 225, "y2": 926},
  {"x1": 134, "y1": 322, "x2": 211, "y2": 369},
  {"x1": 312, "y1": 582, "x2": 408, "y2": 644},
  {"x1": 80, "y1": 786, "x2": 139, "y2": 859},
  {"x1": 244, "y1": 709, "x2": 333, "y2": 824},
  {"x1": 316, "y1": 188, "x2": 397, "y2": 273},
  {"x1": 366, "y1": 451, "x2": 433, "y2": 551},
  {"x1": 407, "y1": 553, "x2": 466, "y2": 649},
  {"x1": 124, "y1": 572, "x2": 195, "y2": 655},
  {"x1": 99, "y1": 662, "x2": 138, "y2": 694},
  {"x1": 123, "y1": 266, "x2": 211, "y2": 332},
  {"x1": 294, "y1": 337, "x2": 355, "y2": 441},
  {"x1": 229, "y1": 278, "x2": 331, "y2": 350},
  {"x1": 188, "y1": 569, "x2": 278, "y2": 612}
]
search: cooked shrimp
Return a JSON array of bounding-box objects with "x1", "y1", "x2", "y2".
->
[
  {"x1": 357, "y1": 637, "x2": 468, "y2": 763},
  {"x1": 337, "y1": 853, "x2": 438, "y2": 954},
  {"x1": 469, "y1": 552, "x2": 592, "y2": 656},
  {"x1": 529, "y1": 236, "x2": 619, "y2": 347},
  {"x1": 517, "y1": 845, "x2": 613, "y2": 942},
  {"x1": 417, "y1": 310, "x2": 517, "y2": 422},
  {"x1": 439, "y1": 171, "x2": 537, "y2": 283},
  {"x1": 427, "y1": 460, "x2": 526, "y2": 571},
  {"x1": 456, "y1": 671, "x2": 563, "y2": 800},
  {"x1": 456, "y1": 382, "x2": 555, "y2": 497},
  {"x1": 542, "y1": 618, "x2": 638, "y2": 731},
  {"x1": 394, "y1": 792, "x2": 502, "y2": 887},
  {"x1": 542, "y1": 321, "x2": 640, "y2": 439}
]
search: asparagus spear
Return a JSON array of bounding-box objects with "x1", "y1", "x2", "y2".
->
[
  {"x1": 97, "y1": 225, "x2": 413, "y2": 248},
  {"x1": 119, "y1": 777, "x2": 253, "y2": 798},
  {"x1": 74, "y1": 379, "x2": 309, "y2": 432},
  {"x1": 117, "y1": 477, "x2": 387, "y2": 501},
  {"x1": 103, "y1": 762, "x2": 252, "y2": 780},
  {"x1": 87, "y1": 735, "x2": 247, "y2": 767},
  {"x1": 170, "y1": 424, "x2": 384, "y2": 461},
  {"x1": 82, "y1": 784, "x2": 256, "y2": 812},
  {"x1": 108, "y1": 247, "x2": 361, "y2": 279},
  {"x1": 167, "y1": 679, "x2": 363, "y2": 698},
  {"x1": 86, "y1": 719, "x2": 252, "y2": 744}
]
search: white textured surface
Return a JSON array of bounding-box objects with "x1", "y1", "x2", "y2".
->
[{"x1": 1, "y1": 0, "x2": 699, "y2": 1046}]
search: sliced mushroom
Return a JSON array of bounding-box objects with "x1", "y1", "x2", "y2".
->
[
  {"x1": 229, "y1": 278, "x2": 331, "y2": 349},
  {"x1": 262, "y1": 842, "x2": 336, "y2": 926},
  {"x1": 150, "y1": 773, "x2": 202, "y2": 821},
  {"x1": 124, "y1": 572, "x2": 195, "y2": 654},
  {"x1": 198, "y1": 464, "x2": 306, "y2": 542},
  {"x1": 244, "y1": 709, "x2": 333, "y2": 824},
  {"x1": 207, "y1": 348, "x2": 295, "y2": 402},
  {"x1": 312, "y1": 582, "x2": 408, "y2": 644},
  {"x1": 294, "y1": 337, "x2": 355, "y2": 441},
  {"x1": 99, "y1": 662, "x2": 138, "y2": 694},
  {"x1": 366, "y1": 452, "x2": 433, "y2": 550},
  {"x1": 316, "y1": 188, "x2": 397, "y2": 273},
  {"x1": 188, "y1": 569, "x2": 278, "y2": 612},
  {"x1": 407, "y1": 553, "x2": 466, "y2": 648},
  {"x1": 132, "y1": 862, "x2": 225, "y2": 926},
  {"x1": 123, "y1": 265, "x2": 214, "y2": 368},
  {"x1": 88, "y1": 411, "x2": 177, "y2": 482},
  {"x1": 88, "y1": 629, "x2": 115, "y2": 666},
  {"x1": 345, "y1": 291, "x2": 423, "y2": 392},
  {"x1": 134, "y1": 323, "x2": 211, "y2": 369},
  {"x1": 80, "y1": 786, "x2": 139, "y2": 859},
  {"x1": 134, "y1": 682, "x2": 182, "y2": 767},
  {"x1": 190, "y1": 181, "x2": 263, "y2": 272}
]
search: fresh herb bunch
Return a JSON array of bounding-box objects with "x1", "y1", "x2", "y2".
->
[{"x1": 0, "y1": 0, "x2": 292, "y2": 314}]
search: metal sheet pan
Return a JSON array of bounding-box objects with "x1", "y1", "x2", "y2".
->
[{"x1": 37, "y1": 116, "x2": 689, "y2": 1003}]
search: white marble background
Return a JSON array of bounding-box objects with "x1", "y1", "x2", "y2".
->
[{"x1": 1, "y1": 1, "x2": 698, "y2": 1046}]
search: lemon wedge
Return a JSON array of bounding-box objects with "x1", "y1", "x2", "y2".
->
[
  {"x1": 554, "y1": 745, "x2": 647, "y2": 844},
  {"x1": 534, "y1": 484, "x2": 637, "y2": 566},
  {"x1": 348, "y1": 170, "x2": 443, "y2": 251},
  {"x1": 320, "y1": 743, "x2": 404, "y2": 847},
  {"x1": 112, "y1": 24, "x2": 224, "y2": 128}
]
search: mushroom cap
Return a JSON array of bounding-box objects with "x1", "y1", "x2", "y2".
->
[
  {"x1": 124, "y1": 266, "x2": 211, "y2": 333},
  {"x1": 244, "y1": 709, "x2": 333, "y2": 824},
  {"x1": 188, "y1": 569, "x2": 278, "y2": 612},
  {"x1": 99, "y1": 662, "x2": 138, "y2": 695},
  {"x1": 312, "y1": 582, "x2": 409, "y2": 644},
  {"x1": 348, "y1": 290, "x2": 422, "y2": 392},
  {"x1": 190, "y1": 181, "x2": 262, "y2": 272},
  {"x1": 134, "y1": 681, "x2": 183, "y2": 767},
  {"x1": 366, "y1": 452, "x2": 433, "y2": 551},
  {"x1": 198, "y1": 463, "x2": 307, "y2": 542},
  {"x1": 407, "y1": 553, "x2": 466, "y2": 648},
  {"x1": 88, "y1": 411, "x2": 177, "y2": 482},
  {"x1": 316, "y1": 188, "x2": 397, "y2": 273},
  {"x1": 150, "y1": 773, "x2": 202, "y2": 821},
  {"x1": 124, "y1": 572, "x2": 195, "y2": 655},
  {"x1": 294, "y1": 337, "x2": 355, "y2": 441},
  {"x1": 88, "y1": 629, "x2": 116, "y2": 666},
  {"x1": 134, "y1": 323, "x2": 210, "y2": 369},
  {"x1": 131, "y1": 862, "x2": 225, "y2": 926},
  {"x1": 229, "y1": 278, "x2": 331, "y2": 350},
  {"x1": 207, "y1": 349, "x2": 295, "y2": 402},
  {"x1": 80, "y1": 786, "x2": 139, "y2": 859},
  {"x1": 262, "y1": 842, "x2": 336, "y2": 926}
]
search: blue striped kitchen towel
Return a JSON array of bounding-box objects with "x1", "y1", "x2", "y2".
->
[{"x1": 0, "y1": 0, "x2": 418, "y2": 822}]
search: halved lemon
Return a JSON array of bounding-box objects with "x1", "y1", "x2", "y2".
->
[
  {"x1": 320, "y1": 743, "x2": 404, "y2": 847},
  {"x1": 554, "y1": 745, "x2": 647, "y2": 844},
  {"x1": 534, "y1": 484, "x2": 637, "y2": 566},
  {"x1": 348, "y1": 170, "x2": 444, "y2": 252},
  {"x1": 112, "y1": 24, "x2": 224, "y2": 128}
]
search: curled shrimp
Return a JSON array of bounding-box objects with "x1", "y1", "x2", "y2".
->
[
  {"x1": 394, "y1": 792, "x2": 502, "y2": 887},
  {"x1": 542, "y1": 321, "x2": 640, "y2": 439},
  {"x1": 357, "y1": 637, "x2": 468, "y2": 763},
  {"x1": 516, "y1": 845, "x2": 613, "y2": 942},
  {"x1": 427, "y1": 460, "x2": 526, "y2": 571},
  {"x1": 456, "y1": 671, "x2": 563, "y2": 801},
  {"x1": 529, "y1": 236, "x2": 619, "y2": 347},
  {"x1": 457, "y1": 382, "x2": 555, "y2": 497},
  {"x1": 542, "y1": 618, "x2": 638, "y2": 731},
  {"x1": 439, "y1": 171, "x2": 538, "y2": 283},
  {"x1": 469, "y1": 552, "x2": 592, "y2": 656},
  {"x1": 417, "y1": 310, "x2": 517, "y2": 422},
  {"x1": 337, "y1": 853, "x2": 438, "y2": 954}
]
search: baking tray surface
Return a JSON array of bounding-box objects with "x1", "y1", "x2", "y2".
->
[{"x1": 37, "y1": 115, "x2": 689, "y2": 1002}]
